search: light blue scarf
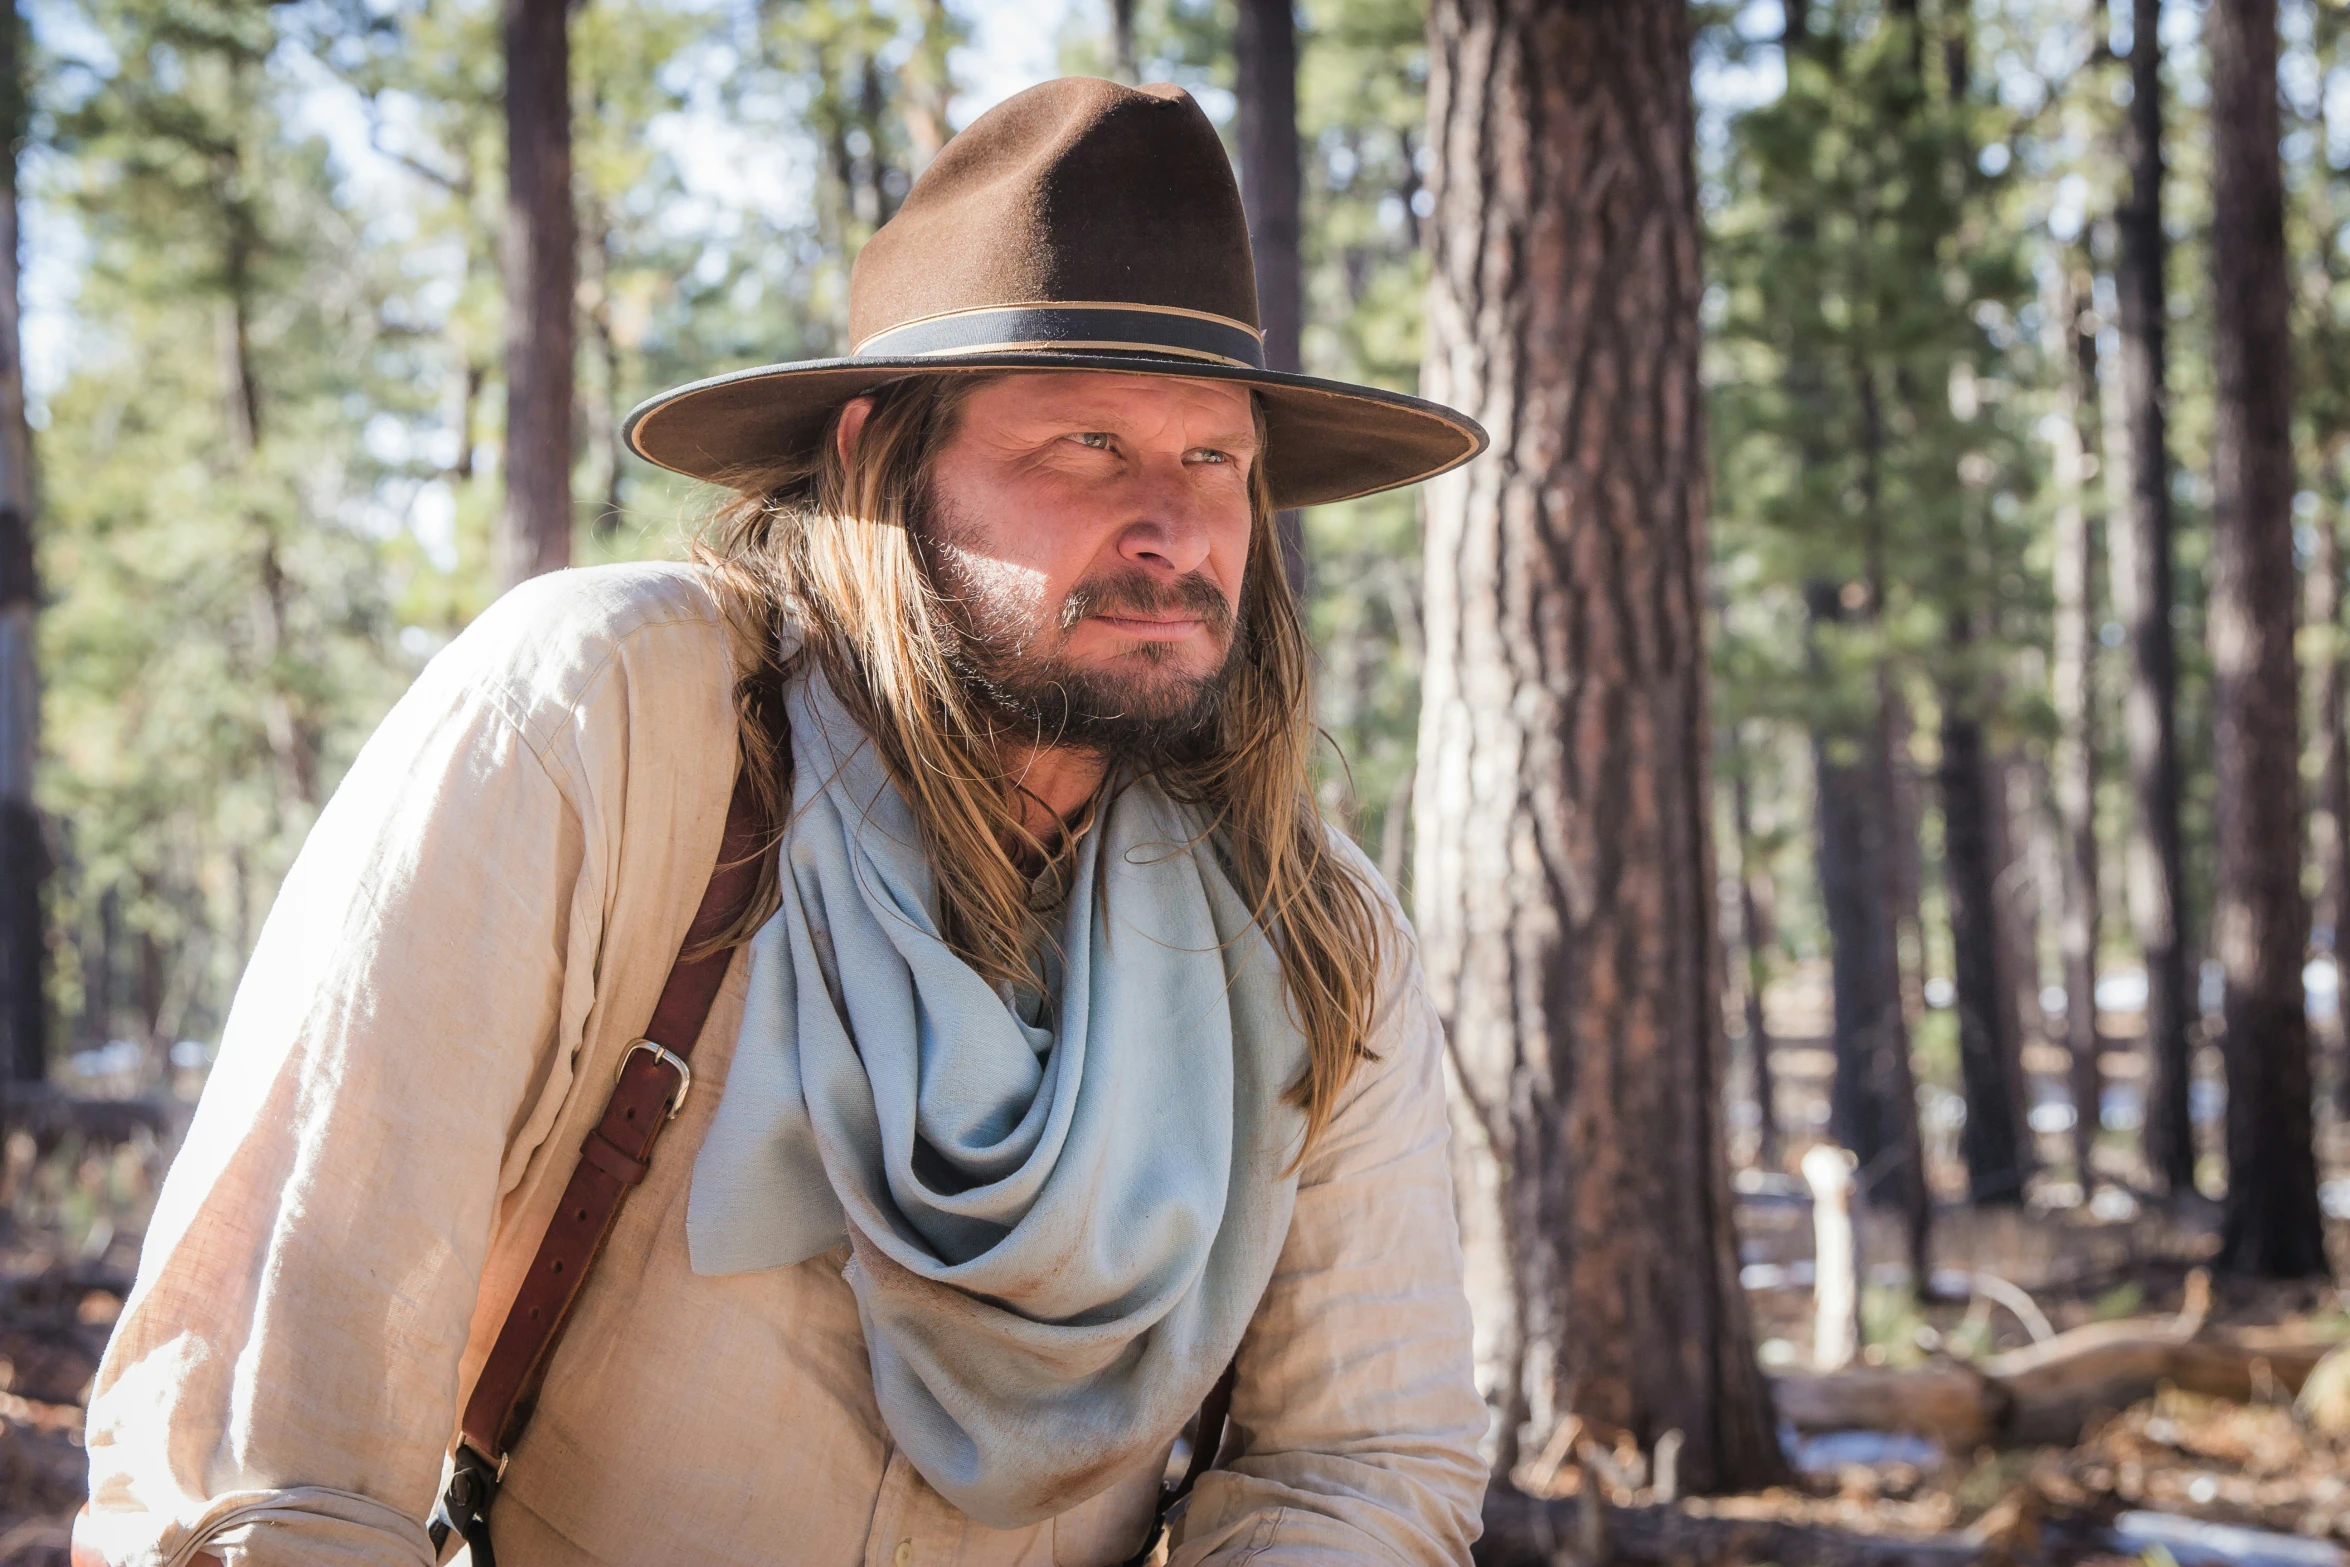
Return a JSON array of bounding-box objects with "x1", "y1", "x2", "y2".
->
[{"x1": 686, "y1": 669, "x2": 1305, "y2": 1528}]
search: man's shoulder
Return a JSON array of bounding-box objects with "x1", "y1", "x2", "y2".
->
[
  {"x1": 469, "y1": 559, "x2": 724, "y2": 651},
  {"x1": 1312, "y1": 816, "x2": 1412, "y2": 938},
  {"x1": 422, "y1": 562, "x2": 742, "y2": 761}
]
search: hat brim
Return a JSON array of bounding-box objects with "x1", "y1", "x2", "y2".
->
[{"x1": 621, "y1": 351, "x2": 1487, "y2": 509}]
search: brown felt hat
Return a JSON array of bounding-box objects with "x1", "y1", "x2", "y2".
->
[{"x1": 623, "y1": 76, "x2": 1486, "y2": 508}]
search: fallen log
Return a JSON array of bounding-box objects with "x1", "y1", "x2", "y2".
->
[
  {"x1": 1476, "y1": 1486, "x2": 2027, "y2": 1567},
  {"x1": 1771, "y1": 1314, "x2": 2340, "y2": 1449},
  {"x1": 0, "y1": 1085, "x2": 188, "y2": 1147}
]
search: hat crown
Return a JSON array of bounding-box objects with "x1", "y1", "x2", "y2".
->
[{"x1": 846, "y1": 78, "x2": 1262, "y2": 352}]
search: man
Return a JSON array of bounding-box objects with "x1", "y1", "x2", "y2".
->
[{"x1": 78, "y1": 78, "x2": 1489, "y2": 1567}]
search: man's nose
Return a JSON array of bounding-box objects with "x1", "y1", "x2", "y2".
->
[{"x1": 1113, "y1": 466, "x2": 1216, "y2": 576}]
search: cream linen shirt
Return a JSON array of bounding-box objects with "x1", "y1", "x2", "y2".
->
[{"x1": 79, "y1": 564, "x2": 1488, "y2": 1567}]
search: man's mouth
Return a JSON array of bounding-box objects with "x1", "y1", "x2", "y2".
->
[{"x1": 1090, "y1": 613, "x2": 1206, "y2": 641}]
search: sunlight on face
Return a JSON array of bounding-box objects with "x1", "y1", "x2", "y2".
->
[{"x1": 911, "y1": 371, "x2": 1260, "y2": 748}]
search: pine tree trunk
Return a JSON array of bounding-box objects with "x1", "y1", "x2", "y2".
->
[
  {"x1": 1235, "y1": 0, "x2": 1306, "y2": 597},
  {"x1": 1989, "y1": 750, "x2": 2043, "y2": 1171},
  {"x1": 0, "y1": 1, "x2": 40, "y2": 1085},
  {"x1": 2310, "y1": 486, "x2": 2349, "y2": 957},
  {"x1": 2048, "y1": 266, "x2": 2103, "y2": 1191},
  {"x1": 500, "y1": 0, "x2": 576, "y2": 588},
  {"x1": 904, "y1": 0, "x2": 957, "y2": 165},
  {"x1": 1809, "y1": 579, "x2": 1933, "y2": 1271},
  {"x1": 1940, "y1": 659, "x2": 2027, "y2": 1206},
  {"x1": 2308, "y1": 482, "x2": 2350, "y2": 1117},
  {"x1": 1884, "y1": 689, "x2": 1930, "y2": 1032},
  {"x1": 1417, "y1": 0, "x2": 1784, "y2": 1492},
  {"x1": 1109, "y1": 0, "x2": 1138, "y2": 82},
  {"x1": 2107, "y1": 0, "x2": 2196, "y2": 1198},
  {"x1": 2207, "y1": 0, "x2": 2325, "y2": 1278},
  {"x1": 1731, "y1": 753, "x2": 1784, "y2": 1171}
]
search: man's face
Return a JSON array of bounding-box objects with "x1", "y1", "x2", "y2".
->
[{"x1": 895, "y1": 371, "x2": 1259, "y2": 750}]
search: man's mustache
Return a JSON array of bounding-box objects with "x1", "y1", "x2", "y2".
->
[{"x1": 1058, "y1": 571, "x2": 1234, "y2": 636}]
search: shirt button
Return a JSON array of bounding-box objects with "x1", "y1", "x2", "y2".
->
[{"x1": 894, "y1": 1541, "x2": 914, "y2": 1567}]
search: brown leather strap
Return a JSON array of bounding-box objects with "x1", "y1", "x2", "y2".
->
[
  {"x1": 1173, "y1": 1360, "x2": 1238, "y2": 1504},
  {"x1": 457, "y1": 779, "x2": 766, "y2": 1464}
]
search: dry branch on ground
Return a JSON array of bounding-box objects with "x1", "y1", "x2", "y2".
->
[{"x1": 1771, "y1": 1303, "x2": 2340, "y2": 1448}]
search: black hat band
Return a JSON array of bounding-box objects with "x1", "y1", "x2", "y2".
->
[{"x1": 852, "y1": 302, "x2": 1267, "y2": 371}]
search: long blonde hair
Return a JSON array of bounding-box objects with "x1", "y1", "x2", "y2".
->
[{"x1": 693, "y1": 373, "x2": 1390, "y2": 1154}]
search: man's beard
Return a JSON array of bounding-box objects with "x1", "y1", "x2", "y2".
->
[{"x1": 913, "y1": 501, "x2": 1244, "y2": 762}]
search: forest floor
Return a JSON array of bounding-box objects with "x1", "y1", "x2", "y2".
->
[{"x1": 1487, "y1": 1263, "x2": 2350, "y2": 1565}]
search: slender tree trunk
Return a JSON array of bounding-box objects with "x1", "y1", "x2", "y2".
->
[
  {"x1": 1858, "y1": 368, "x2": 1929, "y2": 1040},
  {"x1": 2308, "y1": 476, "x2": 2350, "y2": 1118},
  {"x1": 1940, "y1": 645, "x2": 2027, "y2": 1205},
  {"x1": 2310, "y1": 481, "x2": 2349, "y2": 957},
  {"x1": 1234, "y1": 0, "x2": 1306, "y2": 597},
  {"x1": 0, "y1": 1, "x2": 39, "y2": 1084},
  {"x1": 2207, "y1": 0, "x2": 2324, "y2": 1278},
  {"x1": 92, "y1": 886, "x2": 116, "y2": 1051},
  {"x1": 584, "y1": 217, "x2": 623, "y2": 541},
  {"x1": 1109, "y1": 0, "x2": 1138, "y2": 83},
  {"x1": 454, "y1": 360, "x2": 485, "y2": 483},
  {"x1": 1842, "y1": 363, "x2": 1934, "y2": 1275},
  {"x1": 500, "y1": 0, "x2": 576, "y2": 588},
  {"x1": 1417, "y1": 0, "x2": 1783, "y2": 1491},
  {"x1": 905, "y1": 0, "x2": 957, "y2": 168},
  {"x1": 2107, "y1": 0, "x2": 2195, "y2": 1197},
  {"x1": 2048, "y1": 264, "x2": 2103, "y2": 1190},
  {"x1": 215, "y1": 124, "x2": 320, "y2": 814},
  {"x1": 1806, "y1": 581, "x2": 1933, "y2": 1269},
  {"x1": 1884, "y1": 687, "x2": 1930, "y2": 1029},
  {"x1": 1731, "y1": 751, "x2": 1784, "y2": 1171},
  {"x1": 1990, "y1": 750, "x2": 2044, "y2": 1171}
]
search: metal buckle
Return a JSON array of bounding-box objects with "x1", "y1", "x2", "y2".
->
[
  {"x1": 428, "y1": 1441, "x2": 507, "y2": 1563},
  {"x1": 619, "y1": 1038, "x2": 692, "y2": 1121}
]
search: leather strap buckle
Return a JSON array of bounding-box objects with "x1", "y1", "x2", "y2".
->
[
  {"x1": 619, "y1": 1038, "x2": 692, "y2": 1120},
  {"x1": 428, "y1": 1440, "x2": 506, "y2": 1565}
]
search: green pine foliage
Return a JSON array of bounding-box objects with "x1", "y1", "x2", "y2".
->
[{"x1": 39, "y1": 1, "x2": 421, "y2": 1057}]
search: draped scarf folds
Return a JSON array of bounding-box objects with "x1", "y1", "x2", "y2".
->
[{"x1": 686, "y1": 668, "x2": 1305, "y2": 1527}]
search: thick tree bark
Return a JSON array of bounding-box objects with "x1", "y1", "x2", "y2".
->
[
  {"x1": 2207, "y1": 0, "x2": 2324, "y2": 1278},
  {"x1": 499, "y1": 0, "x2": 576, "y2": 588},
  {"x1": 0, "y1": 1, "x2": 39, "y2": 1084},
  {"x1": 1416, "y1": 0, "x2": 1783, "y2": 1492},
  {"x1": 2106, "y1": 0, "x2": 2196, "y2": 1197},
  {"x1": 2048, "y1": 266, "x2": 2102, "y2": 1191},
  {"x1": 1939, "y1": 669, "x2": 2027, "y2": 1205},
  {"x1": 1234, "y1": 0, "x2": 1306, "y2": 597}
]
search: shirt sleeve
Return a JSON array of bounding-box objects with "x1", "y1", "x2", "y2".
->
[
  {"x1": 1169, "y1": 875, "x2": 1490, "y2": 1567},
  {"x1": 78, "y1": 596, "x2": 629, "y2": 1567}
]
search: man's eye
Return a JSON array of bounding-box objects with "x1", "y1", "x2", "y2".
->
[
  {"x1": 1188, "y1": 448, "x2": 1231, "y2": 465},
  {"x1": 1073, "y1": 432, "x2": 1113, "y2": 450}
]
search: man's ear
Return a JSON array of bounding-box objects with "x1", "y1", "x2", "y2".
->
[{"x1": 835, "y1": 396, "x2": 876, "y2": 466}]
